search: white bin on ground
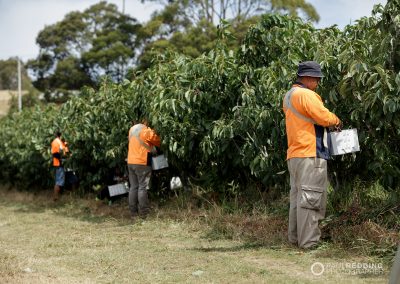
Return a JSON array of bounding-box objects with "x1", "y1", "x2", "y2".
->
[{"x1": 108, "y1": 183, "x2": 129, "y2": 197}]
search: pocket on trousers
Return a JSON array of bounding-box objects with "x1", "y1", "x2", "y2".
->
[{"x1": 300, "y1": 185, "x2": 324, "y2": 210}]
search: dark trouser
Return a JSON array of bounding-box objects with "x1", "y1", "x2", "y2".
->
[{"x1": 128, "y1": 164, "x2": 152, "y2": 216}]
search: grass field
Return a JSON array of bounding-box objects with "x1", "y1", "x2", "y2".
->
[
  {"x1": 0, "y1": 90, "x2": 13, "y2": 117},
  {"x1": 0, "y1": 189, "x2": 390, "y2": 283}
]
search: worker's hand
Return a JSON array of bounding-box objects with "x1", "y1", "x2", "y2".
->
[
  {"x1": 329, "y1": 121, "x2": 343, "y2": 132},
  {"x1": 334, "y1": 120, "x2": 343, "y2": 132}
]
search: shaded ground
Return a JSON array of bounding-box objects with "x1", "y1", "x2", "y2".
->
[{"x1": 0, "y1": 191, "x2": 389, "y2": 283}]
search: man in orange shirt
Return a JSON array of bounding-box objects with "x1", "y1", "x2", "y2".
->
[
  {"x1": 127, "y1": 119, "x2": 161, "y2": 219},
  {"x1": 51, "y1": 131, "x2": 65, "y2": 201},
  {"x1": 283, "y1": 61, "x2": 342, "y2": 249}
]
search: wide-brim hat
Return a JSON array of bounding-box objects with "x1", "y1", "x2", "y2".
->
[{"x1": 297, "y1": 61, "x2": 324, "y2": 78}]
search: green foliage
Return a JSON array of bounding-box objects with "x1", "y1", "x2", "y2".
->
[
  {"x1": 58, "y1": 81, "x2": 139, "y2": 188},
  {"x1": 0, "y1": 58, "x2": 22, "y2": 90},
  {"x1": 326, "y1": 2, "x2": 400, "y2": 188},
  {"x1": 7, "y1": 92, "x2": 41, "y2": 115},
  {"x1": 0, "y1": 58, "x2": 41, "y2": 114},
  {"x1": 136, "y1": 12, "x2": 218, "y2": 70},
  {"x1": 1, "y1": 2, "x2": 400, "y2": 200},
  {"x1": 136, "y1": 0, "x2": 319, "y2": 70},
  {"x1": 27, "y1": 1, "x2": 141, "y2": 101},
  {"x1": 0, "y1": 58, "x2": 39, "y2": 95},
  {"x1": 0, "y1": 105, "x2": 58, "y2": 187}
]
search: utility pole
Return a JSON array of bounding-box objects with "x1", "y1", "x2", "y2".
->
[
  {"x1": 17, "y1": 57, "x2": 22, "y2": 112},
  {"x1": 122, "y1": 0, "x2": 125, "y2": 14}
]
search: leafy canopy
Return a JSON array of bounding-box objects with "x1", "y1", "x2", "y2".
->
[{"x1": 27, "y1": 1, "x2": 141, "y2": 101}]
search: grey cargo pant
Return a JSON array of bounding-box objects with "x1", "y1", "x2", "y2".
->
[
  {"x1": 288, "y1": 157, "x2": 328, "y2": 249},
  {"x1": 128, "y1": 164, "x2": 152, "y2": 216}
]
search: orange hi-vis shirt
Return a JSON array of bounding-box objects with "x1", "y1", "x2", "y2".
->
[
  {"x1": 51, "y1": 137, "x2": 64, "y2": 167},
  {"x1": 127, "y1": 124, "x2": 161, "y2": 165},
  {"x1": 283, "y1": 84, "x2": 340, "y2": 160}
]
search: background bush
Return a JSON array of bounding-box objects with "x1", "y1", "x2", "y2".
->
[{"x1": 0, "y1": 2, "x2": 399, "y2": 201}]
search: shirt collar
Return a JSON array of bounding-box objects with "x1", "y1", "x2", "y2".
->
[{"x1": 293, "y1": 81, "x2": 307, "y2": 89}]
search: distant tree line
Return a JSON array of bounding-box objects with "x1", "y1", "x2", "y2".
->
[
  {"x1": 22, "y1": 0, "x2": 318, "y2": 102},
  {"x1": 0, "y1": 58, "x2": 40, "y2": 112}
]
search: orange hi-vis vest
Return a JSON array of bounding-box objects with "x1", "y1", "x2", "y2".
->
[
  {"x1": 283, "y1": 84, "x2": 340, "y2": 160},
  {"x1": 127, "y1": 124, "x2": 161, "y2": 165},
  {"x1": 51, "y1": 137, "x2": 64, "y2": 167}
]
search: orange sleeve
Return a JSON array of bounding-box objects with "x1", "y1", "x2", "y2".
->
[
  {"x1": 141, "y1": 128, "x2": 161, "y2": 147},
  {"x1": 301, "y1": 91, "x2": 340, "y2": 127}
]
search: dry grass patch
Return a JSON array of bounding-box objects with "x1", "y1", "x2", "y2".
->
[
  {"x1": 0, "y1": 188, "x2": 392, "y2": 283},
  {"x1": 205, "y1": 213, "x2": 287, "y2": 245},
  {"x1": 329, "y1": 220, "x2": 399, "y2": 258}
]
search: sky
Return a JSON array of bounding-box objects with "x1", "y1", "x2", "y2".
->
[{"x1": 0, "y1": 0, "x2": 387, "y2": 62}]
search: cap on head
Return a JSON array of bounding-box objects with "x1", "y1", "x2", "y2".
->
[{"x1": 297, "y1": 61, "x2": 324, "y2": 78}]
